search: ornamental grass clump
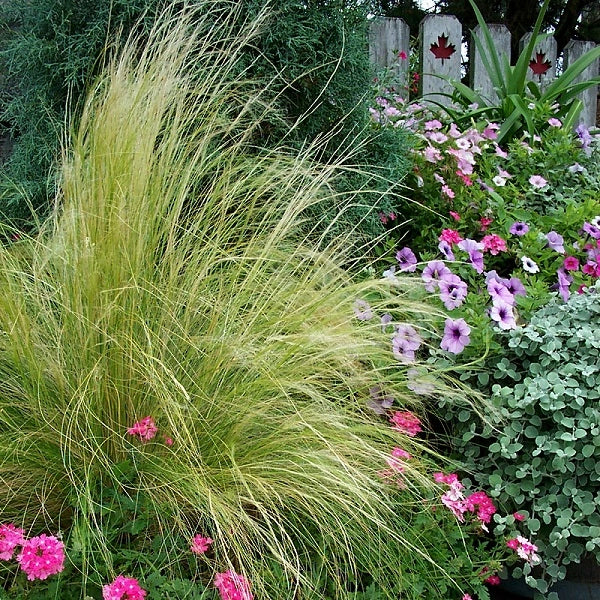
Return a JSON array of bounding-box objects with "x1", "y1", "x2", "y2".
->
[{"x1": 0, "y1": 5, "x2": 476, "y2": 598}]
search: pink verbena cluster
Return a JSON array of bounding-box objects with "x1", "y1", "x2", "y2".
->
[
  {"x1": 389, "y1": 411, "x2": 422, "y2": 436},
  {"x1": 127, "y1": 416, "x2": 158, "y2": 442},
  {"x1": 103, "y1": 575, "x2": 147, "y2": 600},
  {"x1": 16, "y1": 534, "x2": 65, "y2": 581},
  {"x1": 190, "y1": 534, "x2": 213, "y2": 555},
  {"x1": 214, "y1": 570, "x2": 253, "y2": 600},
  {"x1": 507, "y1": 535, "x2": 541, "y2": 565},
  {"x1": 0, "y1": 523, "x2": 25, "y2": 560},
  {"x1": 434, "y1": 473, "x2": 496, "y2": 530}
]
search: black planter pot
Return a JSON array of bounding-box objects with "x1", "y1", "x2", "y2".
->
[{"x1": 492, "y1": 558, "x2": 600, "y2": 600}]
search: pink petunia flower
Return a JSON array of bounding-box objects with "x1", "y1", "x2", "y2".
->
[
  {"x1": 127, "y1": 416, "x2": 158, "y2": 442},
  {"x1": 17, "y1": 535, "x2": 65, "y2": 581},
  {"x1": 513, "y1": 512, "x2": 525, "y2": 521},
  {"x1": 529, "y1": 175, "x2": 548, "y2": 189},
  {"x1": 103, "y1": 575, "x2": 147, "y2": 600},
  {"x1": 0, "y1": 524, "x2": 25, "y2": 560}
]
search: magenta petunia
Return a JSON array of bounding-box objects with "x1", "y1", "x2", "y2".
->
[
  {"x1": 440, "y1": 318, "x2": 471, "y2": 354},
  {"x1": 563, "y1": 256, "x2": 580, "y2": 271}
]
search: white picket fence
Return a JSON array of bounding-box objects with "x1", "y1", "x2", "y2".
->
[{"x1": 369, "y1": 16, "x2": 599, "y2": 127}]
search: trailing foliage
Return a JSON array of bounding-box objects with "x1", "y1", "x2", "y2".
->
[{"x1": 449, "y1": 288, "x2": 600, "y2": 598}]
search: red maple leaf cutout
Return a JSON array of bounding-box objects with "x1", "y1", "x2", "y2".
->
[
  {"x1": 529, "y1": 51, "x2": 552, "y2": 76},
  {"x1": 430, "y1": 34, "x2": 456, "y2": 61}
]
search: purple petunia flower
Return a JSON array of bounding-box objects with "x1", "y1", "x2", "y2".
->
[
  {"x1": 422, "y1": 260, "x2": 452, "y2": 292},
  {"x1": 438, "y1": 274, "x2": 468, "y2": 310},
  {"x1": 438, "y1": 240, "x2": 455, "y2": 261},
  {"x1": 582, "y1": 222, "x2": 600, "y2": 240},
  {"x1": 556, "y1": 268, "x2": 573, "y2": 302},
  {"x1": 509, "y1": 222, "x2": 529, "y2": 236},
  {"x1": 487, "y1": 279, "x2": 515, "y2": 306},
  {"x1": 392, "y1": 324, "x2": 422, "y2": 362},
  {"x1": 367, "y1": 386, "x2": 395, "y2": 415},
  {"x1": 576, "y1": 123, "x2": 593, "y2": 149},
  {"x1": 353, "y1": 299, "x2": 373, "y2": 321},
  {"x1": 545, "y1": 231, "x2": 565, "y2": 253},
  {"x1": 381, "y1": 313, "x2": 393, "y2": 332},
  {"x1": 505, "y1": 277, "x2": 527, "y2": 298},
  {"x1": 457, "y1": 239, "x2": 484, "y2": 273},
  {"x1": 396, "y1": 247, "x2": 418, "y2": 272},
  {"x1": 440, "y1": 318, "x2": 471, "y2": 354},
  {"x1": 489, "y1": 301, "x2": 517, "y2": 330}
]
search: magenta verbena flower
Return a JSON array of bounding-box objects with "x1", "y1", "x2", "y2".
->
[
  {"x1": 190, "y1": 535, "x2": 213, "y2": 555},
  {"x1": 103, "y1": 575, "x2": 147, "y2": 600},
  {"x1": 464, "y1": 491, "x2": 496, "y2": 524},
  {"x1": 17, "y1": 534, "x2": 65, "y2": 581},
  {"x1": 0, "y1": 523, "x2": 25, "y2": 560},
  {"x1": 438, "y1": 229, "x2": 462, "y2": 245},
  {"x1": 506, "y1": 536, "x2": 541, "y2": 565},
  {"x1": 389, "y1": 411, "x2": 422, "y2": 436},
  {"x1": 421, "y1": 260, "x2": 452, "y2": 292},
  {"x1": 438, "y1": 274, "x2": 468, "y2": 310},
  {"x1": 0, "y1": 524, "x2": 25, "y2": 561},
  {"x1": 214, "y1": 570, "x2": 253, "y2": 600},
  {"x1": 127, "y1": 416, "x2": 158, "y2": 442},
  {"x1": 440, "y1": 318, "x2": 471, "y2": 354},
  {"x1": 481, "y1": 234, "x2": 507, "y2": 255},
  {"x1": 396, "y1": 247, "x2": 417, "y2": 272}
]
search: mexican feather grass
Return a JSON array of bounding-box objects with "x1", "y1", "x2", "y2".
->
[{"x1": 0, "y1": 4, "x2": 463, "y2": 598}]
